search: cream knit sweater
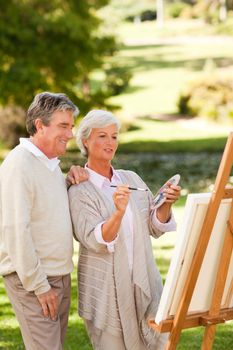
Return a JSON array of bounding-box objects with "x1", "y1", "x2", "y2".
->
[{"x1": 0, "y1": 146, "x2": 73, "y2": 294}]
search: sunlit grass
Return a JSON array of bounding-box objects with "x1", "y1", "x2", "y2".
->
[
  {"x1": 117, "y1": 19, "x2": 215, "y2": 42},
  {"x1": 103, "y1": 20, "x2": 233, "y2": 118}
]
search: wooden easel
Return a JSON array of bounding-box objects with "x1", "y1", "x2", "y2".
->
[{"x1": 149, "y1": 132, "x2": 233, "y2": 349}]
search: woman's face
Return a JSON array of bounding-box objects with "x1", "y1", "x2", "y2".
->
[{"x1": 83, "y1": 124, "x2": 118, "y2": 162}]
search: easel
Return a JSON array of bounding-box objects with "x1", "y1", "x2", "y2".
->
[{"x1": 149, "y1": 132, "x2": 233, "y2": 349}]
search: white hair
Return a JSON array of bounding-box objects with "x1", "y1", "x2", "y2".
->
[{"x1": 76, "y1": 109, "x2": 121, "y2": 157}]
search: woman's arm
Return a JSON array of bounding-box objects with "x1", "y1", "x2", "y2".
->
[
  {"x1": 68, "y1": 184, "x2": 130, "y2": 253},
  {"x1": 101, "y1": 185, "x2": 130, "y2": 242}
]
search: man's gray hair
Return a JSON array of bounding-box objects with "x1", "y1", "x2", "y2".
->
[
  {"x1": 26, "y1": 92, "x2": 79, "y2": 136},
  {"x1": 76, "y1": 109, "x2": 121, "y2": 157}
]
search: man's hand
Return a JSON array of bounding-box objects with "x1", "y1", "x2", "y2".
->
[
  {"x1": 37, "y1": 288, "x2": 58, "y2": 321},
  {"x1": 66, "y1": 165, "x2": 89, "y2": 187}
]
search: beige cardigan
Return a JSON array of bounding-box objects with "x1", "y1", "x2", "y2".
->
[{"x1": 69, "y1": 170, "x2": 168, "y2": 349}]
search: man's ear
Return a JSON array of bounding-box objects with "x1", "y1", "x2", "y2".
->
[{"x1": 34, "y1": 118, "x2": 44, "y2": 133}]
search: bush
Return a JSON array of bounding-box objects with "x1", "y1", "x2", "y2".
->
[
  {"x1": 0, "y1": 106, "x2": 28, "y2": 148},
  {"x1": 102, "y1": 66, "x2": 132, "y2": 96},
  {"x1": 140, "y1": 9, "x2": 156, "y2": 22},
  {"x1": 167, "y1": 2, "x2": 190, "y2": 18},
  {"x1": 177, "y1": 72, "x2": 233, "y2": 122},
  {"x1": 215, "y1": 17, "x2": 233, "y2": 35}
]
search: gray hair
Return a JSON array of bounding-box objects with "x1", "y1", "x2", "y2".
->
[
  {"x1": 76, "y1": 109, "x2": 121, "y2": 157},
  {"x1": 26, "y1": 91, "x2": 79, "y2": 136}
]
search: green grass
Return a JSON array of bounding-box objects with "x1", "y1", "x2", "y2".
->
[
  {"x1": 118, "y1": 118, "x2": 230, "y2": 153},
  {"x1": 116, "y1": 19, "x2": 215, "y2": 42},
  {"x1": 100, "y1": 19, "x2": 233, "y2": 119}
]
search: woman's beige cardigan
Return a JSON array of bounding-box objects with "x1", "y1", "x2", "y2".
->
[{"x1": 69, "y1": 170, "x2": 168, "y2": 349}]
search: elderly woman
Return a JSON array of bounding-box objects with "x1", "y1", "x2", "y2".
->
[{"x1": 68, "y1": 110, "x2": 181, "y2": 350}]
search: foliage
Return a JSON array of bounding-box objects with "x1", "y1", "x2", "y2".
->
[
  {"x1": 103, "y1": 65, "x2": 132, "y2": 96},
  {"x1": 0, "y1": 0, "x2": 134, "y2": 146},
  {"x1": 0, "y1": 106, "x2": 28, "y2": 148},
  {"x1": 214, "y1": 16, "x2": 233, "y2": 34},
  {"x1": 167, "y1": 1, "x2": 191, "y2": 18},
  {"x1": 177, "y1": 72, "x2": 233, "y2": 122},
  {"x1": 0, "y1": 0, "x2": 116, "y2": 113}
]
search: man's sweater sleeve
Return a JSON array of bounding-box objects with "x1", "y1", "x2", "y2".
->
[{"x1": 1, "y1": 161, "x2": 50, "y2": 295}]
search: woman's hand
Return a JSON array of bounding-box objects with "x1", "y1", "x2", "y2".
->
[
  {"x1": 101, "y1": 185, "x2": 131, "y2": 243},
  {"x1": 112, "y1": 184, "x2": 131, "y2": 213},
  {"x1": 156, "y1": 183, "x2": 181, "y2": 223},
  {"x1": 66, "y1": 165, "x2": 89, "y2": 187},
  {"x1": 163, "y1": 183, "x2": 181, "y2": 204}
]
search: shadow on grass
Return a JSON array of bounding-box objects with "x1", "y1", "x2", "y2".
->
[{"x1": 118, "y1": 42, "x2": 233, "y2": 75}]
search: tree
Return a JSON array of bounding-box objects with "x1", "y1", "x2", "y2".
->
[
  {"x1": 0, "y1": 0, "x2": 116, "y2": 113},
  {"x1": 156, "y1": 0, "x2": 164, "y2": 27}
]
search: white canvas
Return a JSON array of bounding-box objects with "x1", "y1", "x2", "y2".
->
[{"x1": 155, "y1": 193, "x2": 233, "y2": 325}]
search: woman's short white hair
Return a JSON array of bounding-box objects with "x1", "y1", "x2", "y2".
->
[{"x1": 76, "y1": 109, "x2": 121, "y2": 157}]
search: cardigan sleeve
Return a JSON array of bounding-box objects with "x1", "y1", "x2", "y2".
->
[{"x1": 68, "y1": 184, "x2": 110, "y2": 254}]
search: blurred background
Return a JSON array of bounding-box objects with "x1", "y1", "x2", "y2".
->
[{"x1": 0, "y1": 0, "x2": 233, "y2": 348}]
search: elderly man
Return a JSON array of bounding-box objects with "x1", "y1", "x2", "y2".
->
[{"x1": 0, "y1": 92, "x2": 87, "y2": 350}]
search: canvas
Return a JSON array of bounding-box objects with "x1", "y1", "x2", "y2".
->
[{"x1": 155, "y1": 193, "x2": 233, "y2": 325}]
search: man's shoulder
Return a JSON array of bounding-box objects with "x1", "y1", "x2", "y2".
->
[{"x1": 0, "y1": 146, "x2": 32, "y2": 172}]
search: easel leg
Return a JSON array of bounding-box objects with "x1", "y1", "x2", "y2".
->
[
  {"x1": 201, "y1": 210, "x2": 233, "y2": 349},
  {"x1": 201, "y1": 325, "x2": 216, "y2": 350}
]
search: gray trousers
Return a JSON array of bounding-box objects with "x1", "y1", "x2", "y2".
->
[{"x1": 3, "y1": 272, "x2": 71, "y2": 350}]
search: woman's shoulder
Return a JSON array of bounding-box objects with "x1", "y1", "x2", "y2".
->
[
  {"x1": 116, "y1": 169, "x2": 142, "y2": 182},
  {"x1": 68, "y1": 180, "x2": 94, "y2": 198}
]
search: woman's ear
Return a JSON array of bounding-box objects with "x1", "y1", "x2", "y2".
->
[{"x1": 82, "y1": 139, "x2": 88, "y2": 148}]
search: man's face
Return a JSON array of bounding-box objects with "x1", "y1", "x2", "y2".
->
[{"x1": 38, "y1": 110, "x2": 74, "y2": 158}]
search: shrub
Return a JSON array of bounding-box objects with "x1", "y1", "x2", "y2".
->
[
  {"x1": 167, "y1": 2, "x2": 190, "y2": 18},
  {"x1": 0, "y1": 106, "x2": 28, "y2": 148},
  {"x1": 177, "y1": 72, "x2": 233, "y2": 122},
  {"x1": 103, "y1": 66, "x2": 132, "y2": 96}
]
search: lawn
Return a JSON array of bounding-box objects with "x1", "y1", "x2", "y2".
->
[{"x1": 100, "y1": 19, "x2": 233, "y2": 122}]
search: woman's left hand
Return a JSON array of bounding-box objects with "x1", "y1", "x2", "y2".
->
[
  {"x1": 163, "y1": 184, "x2": 181, "y2": 204},
  {"x1": 156, "y1": 184, "x2": 181, "y2": 223}
]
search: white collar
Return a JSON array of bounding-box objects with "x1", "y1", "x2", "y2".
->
[
  {"x1": 85, "y1": 164, "x2": 121, "y2": 189},
  {"x1": 19, "y1": 138, "x2": 60, "y2": 172}
]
